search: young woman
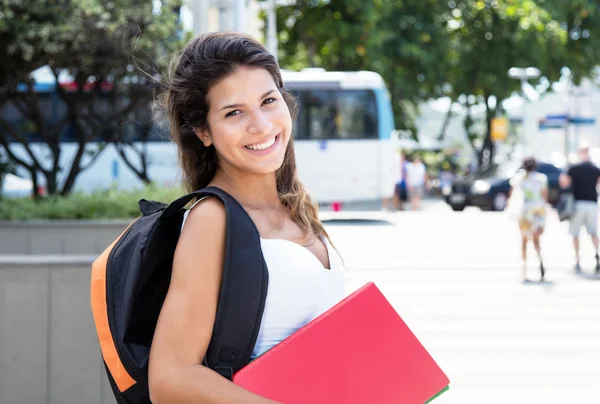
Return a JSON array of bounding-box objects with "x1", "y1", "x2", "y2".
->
[
  {"x1": 147, "y1": 32, "x2": 345, "y2": 403},
  {"x1": 508, "y1": 157, "x2": 548, "y2": 282}
]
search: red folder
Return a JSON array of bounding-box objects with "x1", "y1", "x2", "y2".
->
[{"x1": 233, "y1": 282, "x2": 450, "y2": 403}]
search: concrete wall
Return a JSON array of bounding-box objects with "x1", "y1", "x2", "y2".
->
[
  {"x1": 0, "y1": 221, "x2": 130, "y2": 255},
  {"x1": 0, "y1": 256, "x2": 115, "y2": 404}
]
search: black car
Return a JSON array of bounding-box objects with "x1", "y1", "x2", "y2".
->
[{"x1": 446, "y1": 161, "x2": 564, "y2": 212}]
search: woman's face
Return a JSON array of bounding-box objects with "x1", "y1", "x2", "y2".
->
[{"x1": 198, "y1": 66, "x2": 292, "y2": 177}]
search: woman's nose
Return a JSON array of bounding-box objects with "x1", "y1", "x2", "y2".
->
[{"x1": 247, "y1": 110, "x2": 273, "y2": 135}]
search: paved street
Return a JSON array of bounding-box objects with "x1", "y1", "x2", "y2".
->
[{"x1": 322, "y1": 201, "x2": 600, "y2": 404}]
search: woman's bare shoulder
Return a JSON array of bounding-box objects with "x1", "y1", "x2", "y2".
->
[
  {"x1": 181, "y1": 196, "x2": 226, "y2": 236},
  {"x1": 173, "y1": 196, "x2": 227, "y2": 282}
]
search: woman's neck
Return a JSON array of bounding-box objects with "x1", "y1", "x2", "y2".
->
[{"x1": 210, "y1": 168, "x2": 281, "y2": 210}]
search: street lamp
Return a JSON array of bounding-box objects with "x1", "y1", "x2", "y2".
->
[
  {"x1": 508, "y1": 67, "x2": 541, "y2": 83},
  {"x1": 507, "y1": 67, "x2": 541, "y2": 153}
]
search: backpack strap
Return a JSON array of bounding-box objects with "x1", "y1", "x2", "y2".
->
[{"x1": 161, "y1": 186, "x2": 269, "y2": 379}]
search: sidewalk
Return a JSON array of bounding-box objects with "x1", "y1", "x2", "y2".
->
[{"x1": 318, "y1": 196, "x2": 445, "y2": 212}]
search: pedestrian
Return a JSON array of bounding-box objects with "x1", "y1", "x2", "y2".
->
[
  {"x1": 559, "y1": 146, "x2": 600, "y2": 273},
  {"x1": 382, "y1": 151, "x2": 408, "y2": 211},
  {"x1": 508, "y1": 157, "x2": 548, "y2": 281},
  {"x1": 148, "y1": 32, "x2": 345, "y2": 403},
  {"x1": 405, "y1": 154, "x2": 426, "y2": 210}
]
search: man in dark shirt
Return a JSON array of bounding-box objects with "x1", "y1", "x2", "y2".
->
[{"x1": 559, "y1": 147, "x2": 600, "y2": 273}]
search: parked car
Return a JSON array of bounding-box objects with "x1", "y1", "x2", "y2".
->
[
  {"x1": 445, "y1": 161, "x2": 564, "y2": 212},
  {"x1": 1, "y1": 173, "x2": 34, "y2": 198}
]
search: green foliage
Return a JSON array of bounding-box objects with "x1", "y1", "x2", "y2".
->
[
  {"x1": 444, "y1": 0, "x2": 563, "y2": 101},
  {"x1": 271, "y1": 0, "x2": 450, "y2": 131},
  {"x1": 271, "y1": 0, "x2": 600, "y2": 159},
  {"x1": 0, "y1": 0, "x2": 184, "y2": 85},
  {"x1": 369, "y1": 0, "x2": 451, "y2": 130},
  {"x1": 0, "y1": 184, "x2": 185, "y2": 220},
  {"x1": 537, "y1": 0, "x2": 600, "y2": 85},
  {"x1": 273, "y1": 0, "x2": 378, "y2": 71},
  {"x1": 0, "y1": 0, "x2": 185, "y2": 196}
]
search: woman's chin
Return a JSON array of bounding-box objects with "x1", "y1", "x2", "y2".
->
[
  {"x1": 242, "y1": 149, "x2": 287, "y2": 175},
  {"x1": 248, "y1": 159, "x2": 285, "y2": 176}
]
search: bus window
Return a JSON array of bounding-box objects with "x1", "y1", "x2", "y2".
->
[
  {"x1": 289, "y1": 90, "x2": 305, "y2": 140},
  {"x1": 295, "y1": 89, "x2": 377, "y2": 140}
]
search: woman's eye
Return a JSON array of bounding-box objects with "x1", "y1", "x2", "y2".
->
[
  {"x1": 225, "y1": 110, "x2": 241, "y2": 118},
  {"x1": 262, "y1": 97, "x2": 276, "y2": 105}
]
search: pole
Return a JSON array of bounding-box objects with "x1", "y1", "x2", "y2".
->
[
  {"x1": 233, "y1": 0, "x2": 245, "y2": 32},
  {"x1": 565, "y1": 85, "x2": 570, "y2": 160},
  {"x1": 191, "y1": 0, "x2": 210, "y2": 35},
  {"x1": 521, "y1": 75, "x2": 527, "y2": 154},
  {"x1": 507, "y1": 67, "x2": 541, "y2": 158},
  {"x1": 266, "y1": 0, "x2": 278, "y2": 59}
]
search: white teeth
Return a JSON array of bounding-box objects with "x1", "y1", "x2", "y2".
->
[{"x1": 245, "y1": 136, "x2": 276, "y2": 151}]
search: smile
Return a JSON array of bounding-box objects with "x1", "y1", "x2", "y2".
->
[{"x1": 244, "y1": 133, "x2": 280, "y2": 151}]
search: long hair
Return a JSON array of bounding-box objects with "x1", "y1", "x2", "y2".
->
[{"x1": 161, "y1": 32, "x2": 329, "y2": 242}]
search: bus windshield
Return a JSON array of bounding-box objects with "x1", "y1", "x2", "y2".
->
[{"x1": 289, "y1": 89, "x2": 378, "y2": 140}]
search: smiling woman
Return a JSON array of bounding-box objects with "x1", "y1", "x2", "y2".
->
[
  {"x1": 144, "y1": 32, "x2": 347, "y2": 404},
  {"x1": 193, "y1": 66, "x2": 291, "y2": 175}
]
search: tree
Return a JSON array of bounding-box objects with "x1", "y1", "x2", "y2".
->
[
  {"x1": 269, "y1": 0, "x2": 451, "y2": 136},
  {"x1": 538, "y1": 0, "x2": 600, "y2": 85},
  {"x1": 0, "y1": 0, "x2": 183, "y2": 196},
  {"x1": 366, "y1": 0, "x2": 452, "y2": 136},
  {"x1": 267, "y1": 0, "x2": 600, "y2": 164},
  {"x1": 440, "y1": 0, "x2": 565, "y2": 167},
  {"x1": 272, "y1": 0, "x2": 378, "y2": 71}
]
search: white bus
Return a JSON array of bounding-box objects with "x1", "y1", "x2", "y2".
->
[{"x1": 6, "y1": 69, "x2": 397, "y2": 203}]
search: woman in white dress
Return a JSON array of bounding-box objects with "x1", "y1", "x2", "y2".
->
[
  {"x1": 147, "y1": 32, "x2": 345, "y2": 403},
  {"x1": 508, "y1": 157, "x2": 548, "y2": 281}
]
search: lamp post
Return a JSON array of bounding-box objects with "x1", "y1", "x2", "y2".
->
[
  {"x1": 507, "y1": 67, "x2": 541, "y2": 154},
  {"x1": 266, "y1": 0, "x2": 278, "y2": 59}
]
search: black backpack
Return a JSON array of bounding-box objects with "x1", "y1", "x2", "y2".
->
[{"x1": 90, "y1": 186, "x2": 269, "y2": 404}]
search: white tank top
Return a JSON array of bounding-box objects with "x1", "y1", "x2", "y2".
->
[{"x1": 181, "y1": 199, "x2": 345, "y2": 358}]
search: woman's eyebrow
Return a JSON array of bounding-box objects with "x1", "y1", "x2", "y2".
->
[{"x1": 219, "y1": 89, "x2": 276, "y2": 111}]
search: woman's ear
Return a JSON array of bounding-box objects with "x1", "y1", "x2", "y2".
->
[{"x1": 194, "y1": 128, "x2": 212, "y2": 147}]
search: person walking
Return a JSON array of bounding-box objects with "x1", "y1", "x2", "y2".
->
[
  {"x1": 405, "y1": 155, "x2": 426, "y2": 211},
  {"x1": 508, "y1": 157, "x2": 548, "y2": 281},
  {"x1": 559, "y1": 146, "x2": 600, "y2": 273},
  {"x1": 382, "y1": 151, "x2": 408, "y2": 211}
]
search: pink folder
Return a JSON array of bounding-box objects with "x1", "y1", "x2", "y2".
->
[{"x1": 233, "y1": 282, "x2": 450, "y2": 403}]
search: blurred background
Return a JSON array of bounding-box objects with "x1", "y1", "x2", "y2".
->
[
  {"x1": 1, "y1": 0, "x2": 599, "y2": 211},
  {"x1": 1, "y1": 1, "x2": 600, "y2": 403}
]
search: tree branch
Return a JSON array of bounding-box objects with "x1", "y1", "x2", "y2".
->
[
  {"x1": 25, "y1": 80, "x2": 46, "y2": 135},
  {"x1": 80, "y1": 145, "x2": 106, "y2": 172},
  {"x1": 48, "y1": 116, "x2": 70, "y2": 140},
  {"x1": 437, "y1": 100, "x2": 454, "y2": 141},
  {"x1": 115, "y1": 142, "x2": 150, "y2": 183},
  {"x1": 115, "y1": 143, "x2": 142, "y2": 176},
  {"x1": 0, "y1": 138, "x2": 33, "y2": 171},
  {"x1": 0, "y1": 117, "x2": 47, "y2": 174}
]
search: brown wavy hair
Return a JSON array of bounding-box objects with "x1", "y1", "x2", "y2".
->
[{"x1": 161, "y1": 32, "x2": 329, "y2": 243}]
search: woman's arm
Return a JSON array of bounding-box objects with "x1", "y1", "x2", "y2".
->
[{"x1": 148, "y1": 197, "x2": 279, "y2": 404}]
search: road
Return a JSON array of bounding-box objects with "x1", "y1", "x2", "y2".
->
[{"x1": 322, "y1": 201, "x2": 600, "y2": 403}]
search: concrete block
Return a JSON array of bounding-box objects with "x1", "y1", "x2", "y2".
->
[
  {"x1": 29, "y1": 226, "x2": 64, "y2": 254},
  {"x1": 64, "y1": 227, "x2": 97, "y2": 255},
  {"x1": 49, "y1": 266, "x2": 101, "y2": 404},
  {"x1": 0, "y1": 266, "x2": 49, "y2": 404},
  {"x1": 0, "y1": 226, "x2": 29, "y2": 254}
]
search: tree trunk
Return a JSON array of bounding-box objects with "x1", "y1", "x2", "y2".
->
[
  {"x1": 45, "y1": 172, "x2": 58, "y2": 195},
  {"x1": 115, "y1": 143, "x2": 152, "y2": 184},
  {"x1": 437, "y1": 102, "x2": 453, "y2": 141},
  {"x1": 463, "y1": 102, "x2": 478, "y2": 156},
  {"x1": 477, "y1": 96, "x2": 495, "y2": 169},
  {"x1": 59, "y1": 119, "x2": 87, "y2": 196},
  {"x1": 29, "y1": 167, "x2": 40, "y2": 200}
]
